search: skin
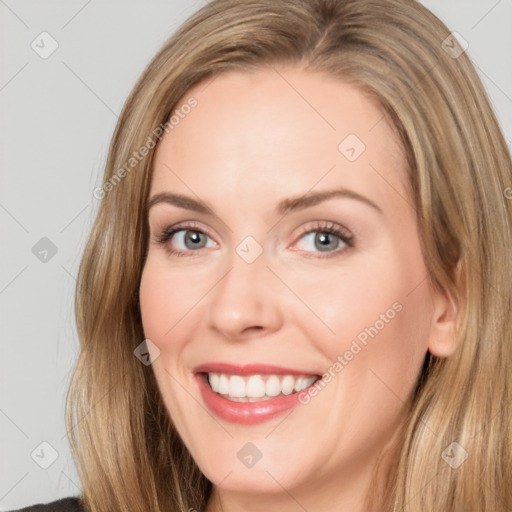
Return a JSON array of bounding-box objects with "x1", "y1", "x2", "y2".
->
[{"x1": 139, "y1": 66, "x2": 458, "y2": 512}]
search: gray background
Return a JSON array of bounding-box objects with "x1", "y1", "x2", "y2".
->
[{"x1": 1, "y1": 0, "x2": 511, "y2": 509}]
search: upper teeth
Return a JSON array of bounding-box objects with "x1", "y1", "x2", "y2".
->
[{"x1": 207, "y1": 373, "x2": 318, "y2": 399}]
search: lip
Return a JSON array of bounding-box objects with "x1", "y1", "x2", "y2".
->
[
  {"x1": 193, "y1": 362, "x2": 320, "y2": 376},
  {"x1": 193, "y1": 362, "x2": 322, "y2": 425}
]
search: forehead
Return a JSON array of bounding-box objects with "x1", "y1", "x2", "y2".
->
[{"x1": 150, "y1": 66, "x2": 409, "y2": 216}]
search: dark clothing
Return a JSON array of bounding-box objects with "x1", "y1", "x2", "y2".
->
[{"x1": 8, "y1": 497, "x2": 83, "y2": 512}]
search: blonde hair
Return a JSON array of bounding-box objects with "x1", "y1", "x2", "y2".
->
[{"x1": 66, "y1": 0, "x2": 512, "y2": 510}]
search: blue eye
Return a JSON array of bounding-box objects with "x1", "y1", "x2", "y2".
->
[
  {"x1": 294, "y1": 223, "x2": 353, "y2": 258},
  {"x1": 155, "y1": 222, "x2": 216, "y2": 257},
  {"x1": 154, "y1": 220, "x2": 354, "y2": 259}
]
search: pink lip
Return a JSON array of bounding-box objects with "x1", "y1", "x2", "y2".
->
[
  {"x1": 193, "y1": 363, "x2": 321, "y2": 425},
  {"x1": 193, "y1": 362, "x2": 319, "y2": 376}
]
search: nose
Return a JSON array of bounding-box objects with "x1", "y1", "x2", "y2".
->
[{"x1": 206, "y1": 247, "x2": 284, "y2": 340}]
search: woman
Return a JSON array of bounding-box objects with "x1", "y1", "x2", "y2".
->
[{"x1": 13, "y1": 0, "x2": 512, "y2": 510}]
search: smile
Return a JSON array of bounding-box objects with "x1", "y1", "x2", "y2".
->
[{"x1": 193, "y1": 363, "x2": 322, "y2": 424}]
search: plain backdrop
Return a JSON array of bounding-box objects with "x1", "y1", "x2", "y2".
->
[{"x1": 1, "y1": 0, "x2": 511, "y2": 509}]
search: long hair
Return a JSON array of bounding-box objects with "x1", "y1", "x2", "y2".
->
[{"x1": 66, "y1": 0, "x2": 512, "y2": 510}]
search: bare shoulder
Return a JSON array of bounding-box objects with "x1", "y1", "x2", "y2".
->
[{"x1": 7, "y1": 497, "x2": 84, "y2": 512}]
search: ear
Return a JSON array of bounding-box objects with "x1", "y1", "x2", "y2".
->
[{"x1": 427, "y1": 263, "x2": 463, "y2": 358}]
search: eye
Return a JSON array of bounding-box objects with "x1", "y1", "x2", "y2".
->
[
  {"x1": 292, "y1": 221, "x2": 354, "y2": 259},
  {"x1": 153, "y1": 220, "x2": 354, "y2": 259},
  {"x1": 154, "y1": 221, "x2": 216, "y2": 257}
]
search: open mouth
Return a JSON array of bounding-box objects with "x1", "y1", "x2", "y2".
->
[{"x1": 200, "y1": 372, "x2": 322, "y2": 403}]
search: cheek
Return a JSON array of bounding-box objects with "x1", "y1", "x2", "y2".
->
[
  {"x1": 312, "y1": 255, "x2": 432, "y2": 401},
  {"x1": 371, "y1": 280, "x2": 434, "y2": 392},
  {"x1": 139, "y1": 265, "x2": 169, "y2": 342},
  {"x1": 138, "y1": 261, "x2": 201, "y2": 426},
  {"x1": 139, "y1": 256, "x2": 210, "y2": 347}
]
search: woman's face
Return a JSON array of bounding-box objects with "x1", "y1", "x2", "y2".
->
[{"x1": 139, "y1": 67, "x2": 450, "y2": 507}]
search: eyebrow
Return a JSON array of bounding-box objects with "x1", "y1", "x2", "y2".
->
[{"x1": 146, "y1": 187, "x2": 383, "y2": 216}]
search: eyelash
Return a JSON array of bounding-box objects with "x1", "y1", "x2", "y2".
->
[{"x1": 153, "y1": 220, "x2": 355, "y2": 259}]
